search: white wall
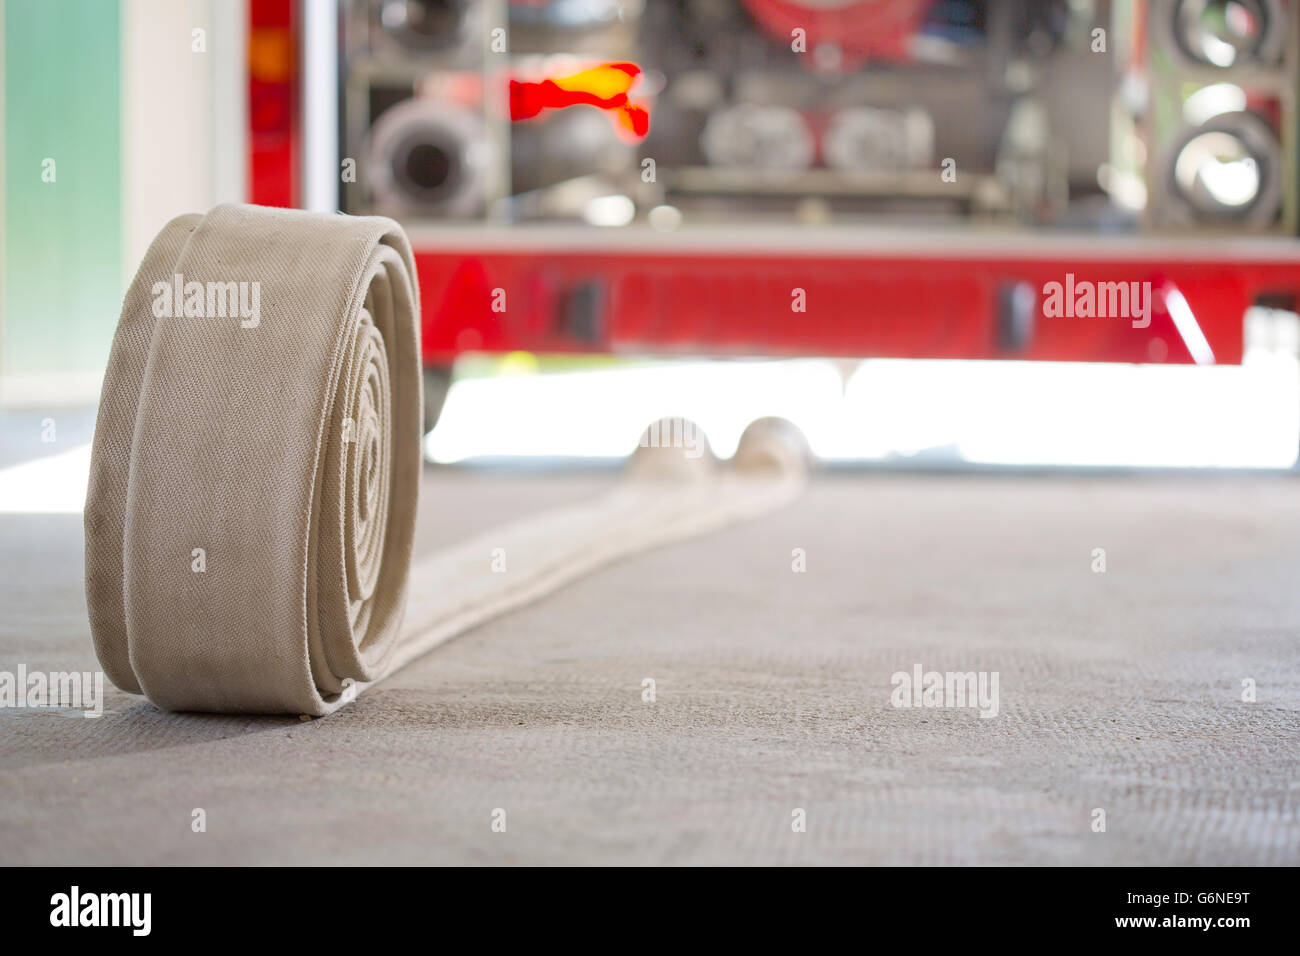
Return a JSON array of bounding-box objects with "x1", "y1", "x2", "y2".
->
[{"x1": 122, "y1": 0, "x2": 245, "y2": 278}]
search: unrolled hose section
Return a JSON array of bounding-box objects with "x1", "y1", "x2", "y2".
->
[{"x1": 85, "y1": 206, "x2": 810, "y2": 716}]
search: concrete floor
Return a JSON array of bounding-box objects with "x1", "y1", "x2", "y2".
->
[{"x1": 1, "y1": 466, "x2": 1298, "y2": 865}]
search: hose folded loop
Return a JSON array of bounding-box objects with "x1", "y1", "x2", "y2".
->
[{"x1": 85, "y1": 204, "x2": 421, "y2": 715}]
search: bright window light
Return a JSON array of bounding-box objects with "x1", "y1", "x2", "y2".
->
[
  {"x1": 427, "y1": 350, "x2": 1300, "y2": 470},
  {"x1": 0, "y1": 444, "x2": 91, "y2": 513}
]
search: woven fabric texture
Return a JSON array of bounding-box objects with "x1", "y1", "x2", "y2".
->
[
  {"x1": 84, "y1": 204, "x2": 422, "y2": 715},
  {"x1": 84, "y1": 205, "x2": 809, "y2": 717}
]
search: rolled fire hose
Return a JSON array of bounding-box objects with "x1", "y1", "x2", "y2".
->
[{"x1": 86, "y1": 204, "x2": 809, "y2": 717}]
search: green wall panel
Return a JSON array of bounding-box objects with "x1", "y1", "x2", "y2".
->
[{"x1": 3, "y1": 0, "x2": 121, "y2": 386}]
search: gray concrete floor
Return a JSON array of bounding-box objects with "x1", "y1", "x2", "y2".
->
[{"x1": 1, "y1": 466, "x2": 1298, "y2": 864}]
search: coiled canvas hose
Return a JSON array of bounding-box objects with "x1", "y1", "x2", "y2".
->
[{"x1": 85, "y1": 204, "x2": 808, "y2": 717}]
